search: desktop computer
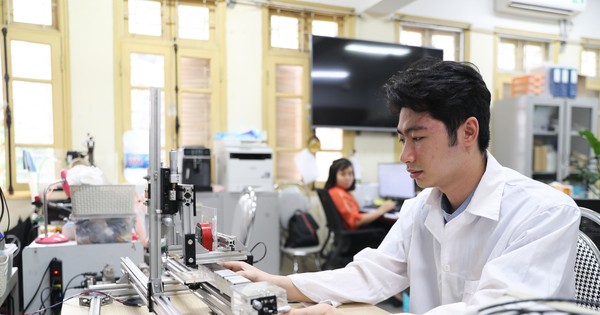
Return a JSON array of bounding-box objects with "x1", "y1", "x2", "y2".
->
[
  {"x1": 378, "y1": 162, "x2": 416, "y2": 201},
  {"x1": 377, "y1": 163, "x2": 416, "y2": 213},
  {"x1": 361, "y1": 163, "x2": 416, "y2": 215}
]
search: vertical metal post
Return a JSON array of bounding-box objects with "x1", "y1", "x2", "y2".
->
[{"x1": 148, "y1": 88, "x2": 163, "y2": 298}]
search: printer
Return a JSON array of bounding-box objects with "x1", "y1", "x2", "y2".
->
[{"x1": 215, "y1": 139, "x2": 274, "y2": 192}]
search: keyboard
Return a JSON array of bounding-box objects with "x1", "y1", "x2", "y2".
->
[{"x1": 362, "y1": 203, "x2": 402, "y2": 213}]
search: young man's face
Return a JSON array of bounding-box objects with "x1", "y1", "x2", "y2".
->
[{"x1": 397, "y1": 108, "x2": 465, "y2": 191}]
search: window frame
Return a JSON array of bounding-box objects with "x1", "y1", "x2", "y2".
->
[
  {"x1": 0, "y1": 0, "x2": 70, "y2": 194},
  {"x1": 263, "y1": 4, "x2": 354, "y2": 183},
  {"x1": 114, "y1": 0, "x2": 225, "y2": 183},
  {"x1": 493, "y1": 29, "x2": 557, "y2": 100}
]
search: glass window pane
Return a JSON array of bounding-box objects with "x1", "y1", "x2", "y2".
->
[
  {"x1": 276, "y1": 65, "x2": 302, "y2": 94},
  {"x1": 524, "y1": 43, "x2": 544, "y2": 71},
  {"x1": 276, "y1": 151, "x2": 301, "y2": 181},
  {"x1": 128, "y1": 0, "x2": 162, "y2": 36},
  {"x1": 180, "y1": 92, "x2": 211, "y2": 147},
  {"x1": 11, "y1": 40, "x2": 52, "y2": 80},
  {"x1": 130, "y1": 89, "x2": 166, "y2": 145},
  {"x1": 581, "y1": 50, "x2": 598, "y2": 77},
  {"x1": 271, "y1": 15, "x2": 299, "y2": 49},
  {"x1": 315, "y1": 151, "x2": 342, "y2": 182},
  {"x1": 400, "y1": 30, "x2": 422, "y2": 46},
  {"x1": 178, "y1": 5, "x2": 209, "y2": 40},
  {"x1": 498, "y1": 41, "x2": 516, "y2": 71},
  {"x1": 181, "y1": 57, "x2": 210, "y2": 89},
  {"x1": 276, "y1": 98, "x2": 302, "y2": 148},
  {"x1": 13, "y1": 81, "x2": 53, "y2": 144},
  {"x1": 16, "y1": 147, "x2": 57, "y2": 186},
  {"x1": 312, "y1": 20, "x2": 338, "y2": 37},
  {"x1": 13, "y1": 0, "x2": 52, "y2": 26},
  {"x1": 131, "y1": 53, "x2": 164, "y2": 87},
  {"x1": 315, "y1": 128, "x2": 343, "y2": 150},
  {"x1": 432, "y1": 34, "x2": 455, "y2": 61}
]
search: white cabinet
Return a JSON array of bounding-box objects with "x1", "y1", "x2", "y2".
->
[{"x1": 492, "y1": 96, "x2": 598, "y2": 182}]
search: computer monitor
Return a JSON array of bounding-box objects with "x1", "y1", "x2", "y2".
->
[{"x1": 378, "y1": 163, "x2": 416, "y2": 200}]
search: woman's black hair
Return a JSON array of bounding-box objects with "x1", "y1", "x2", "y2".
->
[
  {"x1": 324, "y1": 158, "x2": 356, "y2": 191},
  {"x1": 384, "y1": 57, "x2": 491, "y2": 153}
]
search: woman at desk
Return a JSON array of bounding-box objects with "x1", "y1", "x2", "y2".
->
[{"x1": 325, "y1": 158, "x2": 396, "y2": 230}]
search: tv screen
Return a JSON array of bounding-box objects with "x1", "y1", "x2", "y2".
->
[{"x1": 311, "y1": 35, "x2": 443, "y2": 132}]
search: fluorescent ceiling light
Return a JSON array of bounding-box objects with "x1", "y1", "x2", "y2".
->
[
  {"x1": 345, "y1": 44, "x2": 410, "y2": 56},
  {"x1": 311, "y1": 70, "x2": 349, "y2": 79}
]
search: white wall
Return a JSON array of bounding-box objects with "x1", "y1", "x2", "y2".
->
[
  {"x1": 67, "y1": 0, "x2": 600, "y2": 184},
  {"x1": 68, "y1": 0, "x2": 117, "y2": 183},
  {"x1": 226, "y1": 5, "x2": 264, "y2": 133}
]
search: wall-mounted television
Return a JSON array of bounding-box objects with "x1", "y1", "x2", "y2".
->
[{"x1": 311, "y1": 35, "x2": 443, "y2": 132}]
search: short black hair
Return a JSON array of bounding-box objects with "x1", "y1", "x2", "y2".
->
[
  {"x1": 324, "y1": 158, "x2": 356, "y2": 191},
  {"x1": 383, "y1": 57, "x2": 491, "y2": 153}
]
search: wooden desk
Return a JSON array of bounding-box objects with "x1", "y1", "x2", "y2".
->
[{"x1": 61, "y1": 292, "x2": 389, "y2": 314}]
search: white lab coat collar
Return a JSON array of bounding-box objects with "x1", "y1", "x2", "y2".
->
[{"x1": 423, "y1": 152, "x2": 505, "y2": 241}]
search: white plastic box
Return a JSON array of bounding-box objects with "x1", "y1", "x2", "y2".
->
[{"x1": 0, "y1": 243, "x2": 17, "y2": 296}]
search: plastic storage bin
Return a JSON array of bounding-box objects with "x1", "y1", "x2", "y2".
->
[
  {"x1": 71, "y1": 185, "x2": 136, "y2": 217},
  {"x1": 75, "y1": 215, "x2": 134, "y2": 244}
]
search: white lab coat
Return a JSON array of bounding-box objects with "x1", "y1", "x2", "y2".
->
[{"x1": 289, "y1": 153, "x2": 580, "y2": 314}]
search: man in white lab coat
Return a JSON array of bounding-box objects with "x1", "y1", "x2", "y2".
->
[{"x1": 223, "y1": 58, "x2": 580, "y2": 314}]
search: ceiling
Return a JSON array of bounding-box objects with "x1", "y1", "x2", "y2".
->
[{"x1": 300, "y1": 0, "x2": 417, "y2": 16}]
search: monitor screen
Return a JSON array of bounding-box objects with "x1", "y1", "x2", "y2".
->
[
  {"x1": 378, "y1": 163, "x2": 416, "y2": 200},
  {"x1": 311, "y1": 35, "x2": 443, "y2": 132}
]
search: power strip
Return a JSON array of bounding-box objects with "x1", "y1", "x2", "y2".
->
[{"x1": 49, "y1": 258, "x2": 63, "y2": 315}]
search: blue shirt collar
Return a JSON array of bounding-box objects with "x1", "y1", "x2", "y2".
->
[{"x1": 440, "y1": 188, "x2": 476, "y2": 223}]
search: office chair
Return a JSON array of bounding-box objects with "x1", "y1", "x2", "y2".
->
[
  {"x1": 276, "y1": 182, "x2": 322, "y2": 274},
  {"x1": 230, "y1": 186, "x2": 257, "y2": 249},
  {"x1": 316, "y1": 188, "x2": 387, "y2": 269},
  {"x1": 575, "y1": 207, "x2": 600, "y2": 310}
]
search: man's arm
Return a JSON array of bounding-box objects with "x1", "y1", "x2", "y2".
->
[{"x1": 221, "y1": 261, "x2": 312, "y2": 302}]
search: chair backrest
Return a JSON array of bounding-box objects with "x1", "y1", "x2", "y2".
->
[
  {"x1": 230, "y1": 186, "x2": 257, "y2": 248},
  {"x1": 316, "y1": 188, "x2": 345, "y2": 233},
  {"x1": 276, "y1": 183, "x2": 311, "y2": 228},
  {"x1": 575, "y1": 230, "x2": 600, "y2": 310},
  {"x1": 580, "y1": 207, "x2": 600, "y2": 250}
]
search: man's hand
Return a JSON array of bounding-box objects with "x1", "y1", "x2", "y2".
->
[
  {"x1": 221, "y1": 260, "x2": 313, "y2": 303},
  {"x1": 220, "y1": 261, "x2": 269, "y2": 282}
]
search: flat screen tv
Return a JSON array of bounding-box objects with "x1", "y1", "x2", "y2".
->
[{"x1": 311, "y1": 35, "x2": 443, "y2": 132}]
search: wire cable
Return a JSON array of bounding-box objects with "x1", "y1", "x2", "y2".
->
[
  {"x1": 24, "y1": 263, "x2": 51, "y2": 312},
  {"x1": 63, "y1": 272, "x2": 96, "y2": 296},
  {"x1": 24, "y1": 289, "x2": 130, "y2": 315},
  {"x1": 39, "y1": 287, "x2": 50, "y2": 313},
  {"x1": 250, "y1": 241, "x2": 267, "y2": 263}
]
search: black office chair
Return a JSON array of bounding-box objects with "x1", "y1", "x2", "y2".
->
[{"x1": 316, "y1": 189, "x2": 387, "y2": 269}]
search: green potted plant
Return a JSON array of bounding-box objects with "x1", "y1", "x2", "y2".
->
[{"x1": 563, "y1": 129, "x2": 600, "y2": 198}]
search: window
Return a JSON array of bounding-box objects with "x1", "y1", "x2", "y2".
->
[
  {"x1": 494, "y1": 33, "x2": 553, "y2": 99},
  {"x1": 116, "y1": 0, "x2": 224, "y2": 182},
  {"x1": 397, "y1": 19, "x2": 466, "y2": 62},
  {"x1": 264, "y1": 6, "x2": 352, "y2": 182},
  {"x1": 497, "y1": 37, "x2": 550, "y2": 72},
  {"x1": 581, "y1": 46, "x2": 600, "y2": 78},
  {"x1": 0, "y1": 0, "x2": 68, "y2": 193}
]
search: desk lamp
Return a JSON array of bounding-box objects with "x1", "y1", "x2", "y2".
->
[{"x1": 35, "y1": 176, "x2": 69, "y2": 244}]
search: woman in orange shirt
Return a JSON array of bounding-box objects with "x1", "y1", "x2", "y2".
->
[{"x1": 324, "y1": 158, "x2": 396, "y2": 230}]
